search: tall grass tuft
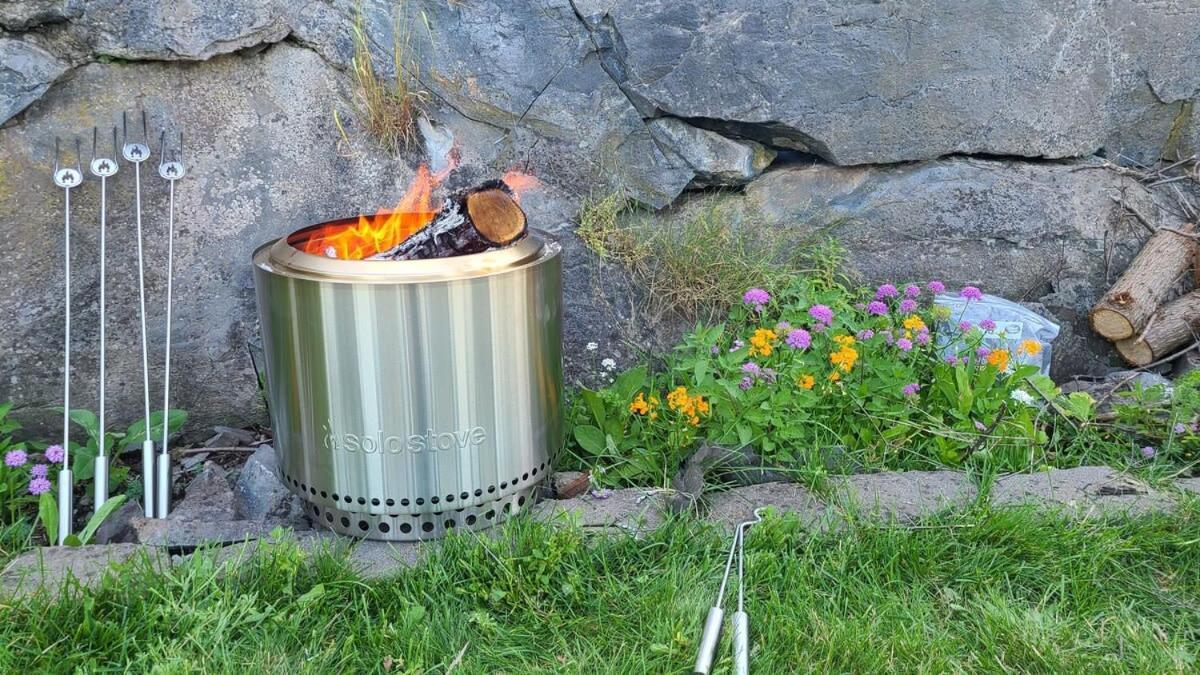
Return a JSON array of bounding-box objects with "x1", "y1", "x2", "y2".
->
[{"x1": 338, "y1": 6, "x2": 428, "y2": 153}]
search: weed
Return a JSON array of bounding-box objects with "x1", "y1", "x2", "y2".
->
[{"x1": 340, "y1": 5, "x2": 428, "y2": 153}]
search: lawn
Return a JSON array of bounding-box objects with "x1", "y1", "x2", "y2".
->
[{"x1": 2, "y1": 501, "x2": 1198, "y2": 673}]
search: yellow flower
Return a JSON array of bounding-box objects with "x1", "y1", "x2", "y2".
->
[
  {"x1": 796, "y1": 374, "x2": 815, "y2": 390},
  {"x1": 1017, "y1": 339, "x2": 1042, "y2": 356},
  {"x1": 828, "y1": 371, "x2": 841, "y2": 382},
  {"x1": 833, "y1": 334, "x2": 855, "y2": 347},
  {"x1": 902, "y1": 315, "x2": 927, "y2": 332},
  {"x1": 667, "y1": 386, "x2": 690, "y2": 411},
  {"x1": 629, "y1": 392, "x2": 650, "y2": 415},
  {"x1": 987, "y1": 348, "x2": 1010, "y2": 371},
  {"x1": 829, "y1": 344, "x2": 859, "y2": 372},
  {"x1": 748, "y1": 328, "x2": 778, "y2": 357}
]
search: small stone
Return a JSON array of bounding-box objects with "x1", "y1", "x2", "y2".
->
[
  {"x1": 233, "y1": 445, "x2": 306, "y2": 522},
  {"x1": 990, "y1": 466, "x2": 1173, "y2": 517},
  {"x1": 204, "y1": 426, "x2": 257, "y2": 448},
  {"x1": 91, "y1": 498, "x2": 143, "y2": 544},
  {"x1": 171, "y1": 461, "x2": 237, "y2": 522},
  {"x1": 549, "y1": 471, "x2": 589, "y2": 499},
  {"x1": 1174, "y1": 478, "x2": 1200, "y2": 497},
  {"x1": 647, "y1": 117, "x2": 775, "y2": 187},
  {"x1": 1, "y1": 544, "x2": 165, "y2": 598}
]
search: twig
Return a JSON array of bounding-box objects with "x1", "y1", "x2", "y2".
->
[
  {"x1": 1110, "y1": 195, "x2": 1157, "y2": 234},
  {"x1": 1146, "y1": 175, "x2": 1191, "y2": 188},
  {"x1": 179, "y1": 446, "x2": 256, "y2": 454}
]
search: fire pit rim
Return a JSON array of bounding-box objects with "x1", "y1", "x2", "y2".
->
[{"x1": 255, "y1": 227, "x2": 555, "y2": 284}]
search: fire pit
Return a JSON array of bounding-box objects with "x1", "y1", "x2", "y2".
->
[{"x1": 252, "y1": 170, "x2": 562, "y2": 540}]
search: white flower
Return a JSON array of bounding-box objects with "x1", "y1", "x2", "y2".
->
[
  {"x1": 601, "y1": 358, "x2": 617, "y2": 371},
  {"x1": 1011, "y1": 389, "x2": 1035, "y2": 405},
  {"x1": 586, "y1": 342, "x2": 598, "y2": 351}
]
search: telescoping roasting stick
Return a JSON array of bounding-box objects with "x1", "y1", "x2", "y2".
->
[
  {"x1": 52, "y1": 137, "x2": 83, "y2": 546},
  {"x1": 693, "y1": 507, "x2": 764, "y2": 675}
]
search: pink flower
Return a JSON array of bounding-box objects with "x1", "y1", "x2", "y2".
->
[
  {"x1": 30, "y1": 463, "x2": 48, "y2": 478},
  {"x1": 742, "y1": 362, "x2": 762, "y2": 376},
  {"x1": 897, "y1": 338, "x2": 913, "y2": 352},
  {"x1": 856, "y1": 329, "x2": 875, "y2": 340},
  {"x1": 980, "y1": 319, "x2": 996, "y2": 331},
  {"x1": 902, "y1": 382, "x2": 921, "y2": 397},
  {"x1": 739, "y1": 376, "x2": 755, "y2": 391},
  {"x1": 775, "y1": 321, "x2": 791, "y2": 332},
  {"x1": 811, "y1": 322, "x2": 828, "y2": 333},
  {"x1": 867, "y1": 301, "x2": 888, "y2": 316},
  {"x1": 808, "y1": 305, "x2": 834, "y2": 324},
  {"x1": 958, "y1": 321, "x2": 973, "y2": 332},
  {"x1": 899, "y1": 298, "x2": 917, "y2": 313},
  {"x1": 960, "y1": 286, "x2": 983, "y2": 301},
  {"x1": 4, "y1": 449, "x2": 27, "y2": 467},
  {"x1": 945, "y1": 355, "x2": 960, "y2": 366},
  {"x1": 974, "y1": 420, "x2": 987, "y2": 432},
  {"x1": 915, "y1": 331, "x2": 931, "y2": 346},
  {"x1": 976, "y1": 346, "x2": 991, "y2": 359},
  {"x1": 904, "y1": 284, "x2": 921, "y2": 298},
  {"x1": 45, "y1": 444, "x2": 65, "y2": 463},
  {"x1": 743, "y1": 288, "x2": 770, "y2": 312},
  {"x1": 875, "y1": 284, "x2": 898, "y2": 299},
  {"x1": 786, "y1": 328, "x2": 812, "y2": 350},
  {"x1": 1141, "y1": 446, "x2": 1156, "y2": 459},
  {"x1": 927, "y1": 280, "x2": 946, "y2": 294},
  {"x1": 28, "y1": 477, "x2": 51, "y2": 495}
]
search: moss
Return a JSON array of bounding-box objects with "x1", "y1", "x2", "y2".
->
[{"x1": 1161, "y1": 99, "x2": 1195, "y2": 160}]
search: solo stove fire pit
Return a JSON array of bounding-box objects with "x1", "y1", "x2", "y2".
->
[{"x1": 252, "y1": 173, "x2": 562, "y2": 540}]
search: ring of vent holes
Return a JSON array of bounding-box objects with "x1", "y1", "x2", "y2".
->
[{"x1": 283, "y1": 462, "x2": 547, "y2": 535}]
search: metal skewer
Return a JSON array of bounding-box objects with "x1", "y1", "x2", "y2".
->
[
  {"x1": 155, "y1": 130, "x2": 185, "y2": 519},
  {"x1": 89, "y1": 127, "x2": 118, "y2": 515},
  {"x1": 52, "y1": 137, "x2": 83, "y2": 546},
  {"x1": 693, "y1": 514, "x2": 742, "y2": 674},
  {"x1": 732, "y1": 508, "x2": 765, "y2": 675},
  {"x1": 122, "y1": 111, "x2": 155, "y2": 518}
]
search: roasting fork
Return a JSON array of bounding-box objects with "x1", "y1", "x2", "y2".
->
[
  {"x1": 89, "y1": 127, "x2": 119, "y2": 515},
  {"x1": 52, "y1": 137, "x2": 83, "y2": 545},
  {"x1": 155, "y1": 131, "x2": 185, "y2": 519}
]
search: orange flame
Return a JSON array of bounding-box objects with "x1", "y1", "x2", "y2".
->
[
  {"x1": 501, "y1": 170, "x2": 539, "y2": 201},
  {"x1": 301, "y1": 164, "x2": 441, "y2": 259}
]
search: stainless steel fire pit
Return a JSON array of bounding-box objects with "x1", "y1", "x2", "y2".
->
[{"x1": 252, "y1": 221, "x2": 562, "y2": 540}]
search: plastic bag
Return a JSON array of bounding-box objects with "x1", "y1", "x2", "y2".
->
[{"x1": 934, "y1": 293, "x2": 1060, "y2": 375}]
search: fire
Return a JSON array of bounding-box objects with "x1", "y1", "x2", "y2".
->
[
  {"x1": 301, "y1": 164, "x2": 441, "y2": 259},
  {"x1": 501, "y1": 170, "x2": 539, "y2": 200}
]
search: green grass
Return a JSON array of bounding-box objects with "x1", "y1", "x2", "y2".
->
[{"x1": 3, "y1": 502, "x2": 1200, "y2": 672}]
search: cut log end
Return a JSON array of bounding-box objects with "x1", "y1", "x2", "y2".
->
[
  {"x1": 1115, "y1": 337, "x2": 1155, "y2": 367},
  {"x1": 1090, "y1": 308, "x2": 1135, "y2": 341},
  {"x1": 466, "y1": 187, "x2": 526, "y2": 246}
]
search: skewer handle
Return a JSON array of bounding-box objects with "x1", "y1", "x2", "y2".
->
[
  {"x1": 155, "y1": 452, "x2": 171, "y2": 518},
  {"x1": 693, "y1": 606, "x2": 724, "y2": 675},
  {"x1": 56, "y1": 469, "x2": 73, "y2": 545},
  {"x1": 141, "y1": 439, "x2": 155, "y2": 517},
  {"x1": 93, "y1": 456, "x2": 108, "y2": 514},
  {"x1": 732, "y1": 610, "x2": 749, "y2": 675}
]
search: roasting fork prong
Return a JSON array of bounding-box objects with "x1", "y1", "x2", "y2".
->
[
  {"x1": 155, "y1": 130, "x2": 185, "y2": 519},
  {"x1": 89, "y1": 127, "x2": 119, "y2": 516},
  {"x1": 52, "y1": 137, "x2": 82, "y2": 545}
]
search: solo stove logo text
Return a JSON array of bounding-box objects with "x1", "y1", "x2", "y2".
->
[{"x1": 323, "y1": 421, "x2": 487, "y2": 454}]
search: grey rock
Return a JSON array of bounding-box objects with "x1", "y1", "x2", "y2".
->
[
  {"x1": 648, "y1": 117, "x2": 775, "y2": 187},
  {"x1": 532, "y1": 488, "x2": 664, "y2": 535},
  {"x1": 131, "y1": 516, "x2": 310, "y2": 547},
  {"x1": 91, "y1": 498, "x2": 142, "y2": 544},
  {"x1": 178, "y1": 532, "x2": 423, "y2": 579},
  {"x1": 1175, "y1": 478, "x2": 1200, "y2": 497},
  {"x1": 234, "y1": 444, "x2": 305, "y2": 521},
  {"x1": 204, "y1": 426, "x2": 257, "y2": 448},
  {"x1": 1, "y1": 543, "x2": 164, "y2": 598},
  {"x1": 0, "y1": 38, "x2": 67, "y2": 124},
  {"x1": 73, "y1": 0, "x2": 290, "y2": 61},
  {"x1": 0, "y1": 0, "x2": 83, "y2": 31},
  {"x1": 575, "y1": 0, "x2": 1199, "y2": 165},
  {"x1": 990, "y1": 466, "x2": 1174, "y2": 517},
  {"x1": 171, "y1": 461, "x2": 237, "y2": 522},
  {"x1": 703, "y1": 482, "x2": 827, "y2": 532},
  {"x1": 549, "y1": 471, "x2": 590, "y2": 499},
  {"x1": 831, "y1": 471, "x2": 977, "y2": 524},
  {"x1": 669, "y1": 442, "x2": 792, "y2": 514}
]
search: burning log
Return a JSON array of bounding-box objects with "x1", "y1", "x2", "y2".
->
[
  {"x1": 1114, "y1": 290, "x2": 1200, "y2": 366},
  {"x1": 1090, "y1": 223, "x2": 1196, "y2": 340},
  {"x1": 372, "y1": 180, "x2": 527, "y2": 260}
]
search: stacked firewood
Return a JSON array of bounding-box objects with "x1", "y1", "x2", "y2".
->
[{"x1": 370, "y1": 180, "x2": 528, "y2": 260}]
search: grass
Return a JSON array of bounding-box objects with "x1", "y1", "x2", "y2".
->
[
  {"x1": 3, "y1": 503, "x2": 1200, "y2": 672},
  {"x1": 335, "y1": 5, "x2": 427, "y2": 153},
  {"x1": 576, "y1": 191, "x2": 849, "y2": 324}
]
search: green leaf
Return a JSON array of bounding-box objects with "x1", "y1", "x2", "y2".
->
[
  {"x1": 64, "y1": 534, "x2": 83, "y2": 547},
  {"x1": 297, "y1": 583, "x2": 326, "y2": 607},
  {"x1": 612, "y1": 366, "x2": 648, "y2": 401},
  {"x1": 72, "y1": 439, "x2": 99, "y2": 480},
  {"x1": 581, "y1": 389, "x2": 606, "y2": 429},
  {"x1": 38, "y1": 491, "x2": 58, "y2": 545},
  {"x1": 68, "y1": 409, "x2": 100, "y2": 443},
  {"x1": 79, "y1": 495, "x2": 127, "y2": 545},
  {"x1": 122, "y1": 409, "x2": 188, "y2": 451},
  {"x1": 573, "y1": 425, "x2": 606, "y2": 455}
]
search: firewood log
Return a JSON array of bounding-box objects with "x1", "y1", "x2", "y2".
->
[
  {"x1": 1090, "y1": 223, "x2": 1196, "y2": 340},
  {"x1": 1115, "y1": 290, "x2": 1200, "y2": 366},
  {"x1": 375, "y1": 180, "x2": 527, "y2": 260}
]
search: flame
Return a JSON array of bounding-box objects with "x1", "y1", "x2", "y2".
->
[
  {"x1": 301, "y1": 164, "x2": 441, "y2": 259},
  {"x1": 501, "y1": 170, "x2": 539, "y2": 201}
]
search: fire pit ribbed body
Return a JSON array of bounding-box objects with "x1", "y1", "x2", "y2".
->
[{"x1": 252, "y1": 224, "x2": 562, "y2": 541}]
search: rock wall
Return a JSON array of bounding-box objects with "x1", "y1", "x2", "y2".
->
[{"x1": 0, "y1": 0, "x2": 1197, "y2": 434}]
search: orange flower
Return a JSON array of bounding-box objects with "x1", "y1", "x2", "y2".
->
[
  {"x1": 987, "y1": 348, "x2": 1010, "y2": 371},
  {"x1": 902, "y1": 315, "x2": 927, "y2": 332},
  {"x1": 796, "y1": 374, "x2": 815, "y2": 390},
  {"x1": 828, "y1": 371, "x2": 841, "y2": 382},
  {"x1": 1017, "y1": 339, "x2": 1042, "y2": 356},
  {"x1": 749, "y1": 328, "x2": 778, "y2": 357}
]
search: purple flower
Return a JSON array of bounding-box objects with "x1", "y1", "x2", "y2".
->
[
  {"x1": 785, "y1": 328, "x2": 812, "y2": 350},
  {"x1": 927, "y1": 280, "x2": 946, "y2": 294},
  {"x1": 739, "y1": 376, "x2": 755, "y2": 391},
  {"x1": 812, "y1": 322, "x2": 828, "y2": 333},
  {"x1": 945, "y1": 355, "x2": 960, "y2": 366},
  {"x1": 591, "y1": 488, "x2": 613, "y2": 500},
  {"x1": 710, "y1": 345, "x2": 720, "y2": 355},
  {"x1": 875, "y1": 284, "x2": 899, "y2": 299},
  {"x1": 856, "y1": 329, "x2": 875, "y2": 340},
  {"x1": 742, "y1": 362, "x2": 762, "y2": 376},
  {"x1": 959, "y1": 321, "x2": 973, "y2": 332},
  {"x1": 775, "y1": 321, "x2": 791, "y2": 332},
  {"x1": 743, "y1": 288, "x2": 770, "y2": 311},
  {"x1": 899, "y1": 298, "x2": 917, "y2": 313},
  {"x1": 30, "y1": 463, "x2": 48, "y2": 478},
  {"x1": 28, "y1": 477, "x2": 51, "y2": 495},
  {"x1": 882, "y1": 330, "x2": 895, "y2": 345},
  {"x1": 974, "y1": 420, "x2": 988, "y2": 432},
  {"x1": 1174, "y1": 423, "x2": 1188, "y2": 435},
  {"x1": 730, "y1": 339, "x2": 745, "y2": 353},
  {"x1": 904, "y1": 284, "x2": 921, "y2": 298},
  {"x1": 902, "y1": 382, "x2": 921, "y2": 397},
  {"x1": 897, "y1": 338, "x2": 913, "y2": 352},
  {"x1": 915, "y1": 330, "x2": 931, "y2": 346},
  {"x1": 45, "y1": 444, "x2": 65, "y2": 464},
  {"x1": 762, "y1": 368, "x2": 778, "y2": 384},
  {"x1": 809, "y1": 305, "x2": 834, "y2": 324},
  {"x1": 960, "y1": 286, "x2": 983, "y2": 301},
  {"x1": 980, "y1": 319, "x2": 996, "y2": 331},
  {"x1": 4, "y1": 449, "x2": 28, "y2": 467},
  {"x1": 867, "y1": 300, "x2": 888, "y2": 316},
  {"x1": 1141, "y1": 446, "x2": 1156, "y2": 459},
  {"x1": 976, "y1": 346, "x2": 991, "y2": 359}
]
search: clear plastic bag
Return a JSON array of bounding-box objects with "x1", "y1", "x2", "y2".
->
[{"x1": 934, "y1": 293, "x2": 1060, "y2": 375}]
